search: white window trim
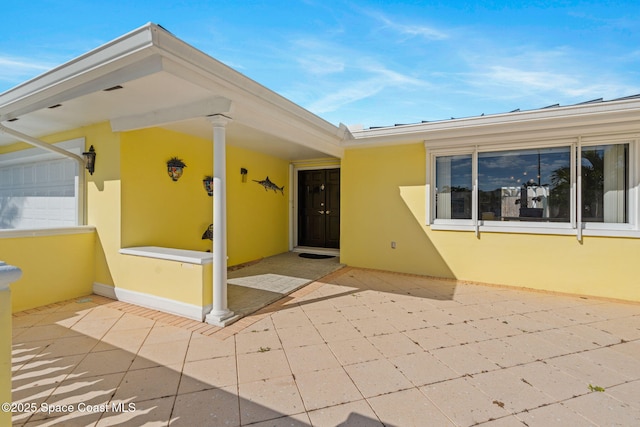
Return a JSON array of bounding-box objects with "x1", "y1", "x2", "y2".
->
[
  {"x1": 0, "y1": 138, "x2": 86, "y2": 235},
  {"x1": 426, "y1": 136, "x2": 640, "y2": 239}
]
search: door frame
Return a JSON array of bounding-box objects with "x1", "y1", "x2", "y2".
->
[{"x1": 290, "y1": 162, "x2": 341, "y2": 253}]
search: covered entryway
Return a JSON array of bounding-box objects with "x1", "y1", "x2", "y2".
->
[{"x1": 297, "y1": 168, "x2": 340, "y2": 249}]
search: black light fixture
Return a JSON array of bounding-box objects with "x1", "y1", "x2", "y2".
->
[
  {"x1": 241, "y1": 167, "x2": 248, "y2": 183},
  {"x1": 83, "y1": 145, "x2": 96, "y2": 175}
]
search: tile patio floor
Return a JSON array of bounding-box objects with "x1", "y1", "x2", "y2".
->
[{"x1": 11, "y1": 266, "x2": 640, "y2": 426}]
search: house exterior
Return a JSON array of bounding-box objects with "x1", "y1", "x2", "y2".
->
[{"x1": 1, "y1": 23, "x2": 639, "y2": 331}]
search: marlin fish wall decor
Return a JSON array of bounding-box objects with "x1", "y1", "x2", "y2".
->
[{"x1": 253, "y1": 176, "x2": 284, "y2": 195}]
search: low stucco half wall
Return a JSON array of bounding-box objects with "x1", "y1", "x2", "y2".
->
[{"x1": 0, "y1": 227, "x2": 95, "y2": 312}]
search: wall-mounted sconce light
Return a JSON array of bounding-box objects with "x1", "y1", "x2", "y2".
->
[
  {"x1": 166, "y1": 156, "x2": 187, "y2": 181},
  {"x1": 241, "y1": 167, "x2": 248, "y2": 183},
  {"x1": 82, "y1": 145, "x2": 97, "y2": 175},
  {"x1": 203, "y1": 175, "x2": 213, "y2": 196}
]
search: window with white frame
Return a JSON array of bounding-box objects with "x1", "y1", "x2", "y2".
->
[
  {"x1": 430, "y1": 139, "x2": 635, "y2": 234},
  {"x1": 0, "y1": 138, "x2": 83, "y2": 230}
]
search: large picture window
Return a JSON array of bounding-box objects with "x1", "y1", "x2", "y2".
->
[
  {"x1": 478, "y1": 147, "x2": 571, "y2": 222},
  {"x1": 431, "y1": 139, "x2": 634, "y2": 234}
]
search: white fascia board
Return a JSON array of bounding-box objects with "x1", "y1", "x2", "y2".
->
[
  {"x1": 0, "y1": 23, "x2": 161, "y2": 121},
  {"x1": 346, "y1": 98, "x2": 640, "y2": 147}
]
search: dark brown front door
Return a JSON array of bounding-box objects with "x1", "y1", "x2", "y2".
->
[{"x1": 298, "y1": 168, "x2": 340, "y2": 248}]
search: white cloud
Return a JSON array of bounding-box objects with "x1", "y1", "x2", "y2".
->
[
  {"x1": 0, "y1": 55, "x2": 52, "y2": 86},
  {"x1": 368, "y1": 11, "x2": 448, "y2": 41}
]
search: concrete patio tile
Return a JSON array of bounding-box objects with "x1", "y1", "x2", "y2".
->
[
  {"x1": 108, "y1": 313, "x2": 156, "y2": 331},
  {"x1": 610, "y1": 339, "x2": 640, "y2": 359},
  {"x1": 384, "y1": 312, "x2": 429, "y2": 332},
  {"x1": 443, "y1": 305, "x2": 488, "y2": 323},
  {"x1": 430, "y1": 344, "x2": 501, "y2": 376},
  {"x1": 367, "y1": 388, "x2": 454, "y2": 427},
  {"x1": 500, "y1": 332, "x2": 569, "y2": 360},
  {"x1": 236, "y1": 327, "x2": 282, "y2": 354},
  {"x1": 71, "y1": 349, "x2": 135, "y2": 378},
  {"x1": 97, "y1": 396, "x2": 175, "y2": 426},
  {"x1": 28, "y1": 335, "x2": 99, "y2": 359},
  {"x1": 111, "y1": 365, "x2": 181, "y2": 403},
  {"x1": 478, "y1": 415, "x2": 527, "y2": 426},
  {"x1": 93, "y1": 327, "x2": 150, "y2": 354},
  {"x1": 508, "y1": 361, "x2": 589, "y2": 401},
  {"x1": 237, "y1": 348, "x2": 292, "y2": 384},
  {"x1": 515, "y1": 403, "x2": 596, "y2": 427},
  {"x1": 343, "y1": 359, "x2": 413, "y2": 398},
  {"x1": 307, "y1": 400, "x2": 382, "y2": 427},
  {"x1": 270, "y1": 307, "x2": 313, "y2": 329},
  {"x1": 466, "y1": 338, "x2": 538, "y2": 368},
  {"x1": 549, "y1": 353, "x2": 631, "y2": 389},
  {"x1": 521, "y1": 310, "x2": 578, "y2": 328},
  {"x1": 284, "y1": 343, "x2": 341, "y2": 374},
  {"x1": 533, "y1": 327, "x2": 601, "y2": 354},
  {"x1": 562, "y1": 391, "x2": 640, "y2": 426},
  {"x1": 141, "y1": 324, "x2": 192, "y2": 345},
  {"x1": 418, "y1": 307, "x2": 461, "y2": 327},
  {"x1": 314, "y1": 320, "x2": 362, "y2": 342},
  {"x1": 276, "y1": 325, "x2": 325, "y2": 349},
  {"x1": 179, "y1": 355, "x2": 237, "y2": 393},
  {"x1": 185, "y1": 333, "x2": 236, "y2": 362},
  {"x1": 605, "y1": 380, "x2": 640, "y2": 410},
  {"x1": 561, "y1": 324, "x2": 621, "y2": 347},
  {"x1": 589, "y1": 316, "x2": 640, "y2": 341},
  {"x1": 441, "y1": 322, "x2": 492, "y2": 345},
  {"x1": 302, "y1": 306, "x2": 348, "y2": 325},
  {"x1": 133, "y1": 338, "x2": 189, "y2": 368},
  {"x1": 238, "y1": 376, "x2": 305, "y2": 425},
  {"x1": 404, "y1": 326, "x2": 459, "y2": 351},
  {"x1": 337, "y1": 304, "x2": 378, "y2": 321},
  {"x1": 29, "y1": 372, "x2": 125, "y2": 422},
  {"x1": 496, "y1": 313, "x2": 555, "y2": 333},
  {"x1": 468, "y1": 368, "x2": 555, "y2": 413},
  {"x1": 248, "y1": 412, "x2": 311, "y2": 427},
  {"x1": 69, "y1": 319, "x2": 118, "y2": 340},
  {"x1": 583, "y1": 302, "x2": 640, "y2": 319},
  {"x1": 421, "y1": 377, "x2": 509, "y2": 426},
  {"x1": 391, "y1": 351, "x2": 459, "y2": 386},
  {"x1": 328, "y1": 337, "x2": 383, "y2": 366},
  {"x1": 13, "y1": 323, "x2": 83, "y2": 343},
  {"x1": 349, "y1": 317, "x2": 399, "y2": 337},
  {"x1": 470, "y1": 317, "x2": 522, "y2": 339},
  {"x1": 166, "y1": 386, "x2": 240, "y2": 426},
  {"x1": 294, "y1": 367, "x2": 362, "y2": 411},
  {"x1": 367, "y1": 332, "x2": 422, "y2": 358},
  {"x1": 578, "y1": 346, "x2": 640, "y2": 381}
]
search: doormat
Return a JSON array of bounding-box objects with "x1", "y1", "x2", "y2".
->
[{"x1": 299, "y1": 253, "x2": 336, "y2": 259}]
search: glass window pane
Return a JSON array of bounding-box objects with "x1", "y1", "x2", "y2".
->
[
  {"x1": 435, "y1": 155, "x2": 472, "y2": 219},
  {"x1": 581, "y1": 144, "x2": 628, "y2": 223},
  {"x1": 478, "y1": 147, "x2": 571, "y2": 222}
]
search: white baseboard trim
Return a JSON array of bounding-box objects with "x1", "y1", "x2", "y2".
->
[{"x1": 93, "y1": 282, "x2": 211, "y2": 321}]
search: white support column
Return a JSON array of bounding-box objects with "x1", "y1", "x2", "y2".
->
[{"x1": 205, "y1": 115, "x2": 238, "y2": 326}]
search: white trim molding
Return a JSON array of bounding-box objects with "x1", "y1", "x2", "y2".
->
[{"x1": 93, "y1": 282, "x2": 210, "y2": 321}]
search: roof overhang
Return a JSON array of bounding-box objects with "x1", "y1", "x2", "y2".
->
[
  {"x1": 0, "y1": 23, "x2": 345, "y2": 160},
  {"x1": 346, "y1": 97, "x2": 640, "y2": 148}
]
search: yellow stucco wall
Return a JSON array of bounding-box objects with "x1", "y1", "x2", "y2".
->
[
  {"x1": 341, "y1": 143, "x2": 640, "y2": 302},
  {"x1": 0, "y1": 232, "x2": 95, "y2": 312},
  {"x1": 0, "y1": 289, "x2": 11, "y2": 426},
  {"x1": 120, "y1": 128, "x2": 289, "y2": 267}
]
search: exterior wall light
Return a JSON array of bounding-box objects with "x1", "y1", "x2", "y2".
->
[
  {"x1": 83, "y1": 145, "x2": 97, "y2": 175},
  {"x1": 241, "y1": 167, "x2": 248, "y2": 183}
]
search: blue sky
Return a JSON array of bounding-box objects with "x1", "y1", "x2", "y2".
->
[{"x1": 1, "y1": 1, "x2": 639, "y2": 128}]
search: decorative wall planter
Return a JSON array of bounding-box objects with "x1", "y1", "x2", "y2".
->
[
  {"x1": 203, "y1": 175, "x2": 213, "y2": 196},
  {"x1": 166, "y1": 157, "x2": 187, "y2": 181}
]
